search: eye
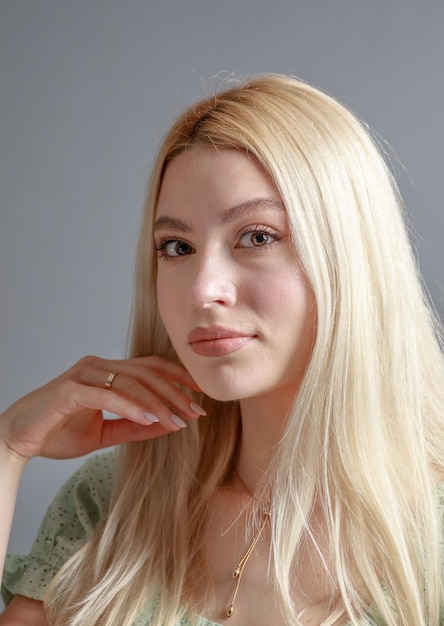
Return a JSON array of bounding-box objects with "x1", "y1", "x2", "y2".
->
[
  {"x1": 238, "y1": 228, "x2": 278, "y2": 248},
  {"x1": 156, "y1": 238, "x2": 195, "y2": 258}
]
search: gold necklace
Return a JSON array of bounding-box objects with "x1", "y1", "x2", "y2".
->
[{"x1": 226, "y1": 470, "x2": 272, "y2": 618}]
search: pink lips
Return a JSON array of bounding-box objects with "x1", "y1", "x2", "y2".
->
[{"x1": 187, "y1": 326, "x2": 255, "y2": 357}]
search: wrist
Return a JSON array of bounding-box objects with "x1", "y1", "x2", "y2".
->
[{"x1": 0, "y1": 440, "x2": 28, "y2": 477}]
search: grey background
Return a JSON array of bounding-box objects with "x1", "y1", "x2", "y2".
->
[{"x1": 1, "y1": 0, "x2": 443, "y2": 596}]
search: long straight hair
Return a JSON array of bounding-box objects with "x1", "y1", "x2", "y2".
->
[{"x1": 47, "y1": 75, "x2": 444, "y2": 625}]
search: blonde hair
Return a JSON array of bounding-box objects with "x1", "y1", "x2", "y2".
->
[{"x1": 47, "y1": 75, "x2": 444, "y2": 625}]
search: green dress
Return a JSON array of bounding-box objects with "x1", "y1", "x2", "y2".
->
[{"x1": 2, "y1": 452, "x2": 441, "y2": 625}]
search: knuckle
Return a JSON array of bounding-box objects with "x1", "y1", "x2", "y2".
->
[
  {"x1": 69, "y1": 355, "x2": 103, "y2": 380},
  {"x1": 77, "y1": 355, "x2": 101, "y2": 368}
]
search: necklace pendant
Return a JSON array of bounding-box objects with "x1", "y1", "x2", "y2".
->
[
  {"x1": 232, "y1": 566, "x2": 240, "y2": 578},
  {"x1": 227, "y1": 605, "x2": 234, "y2": 617}
]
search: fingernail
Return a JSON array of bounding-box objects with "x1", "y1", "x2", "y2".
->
[
  {"x1": 170, "y1": 414, "x2": 187, "y2": 428},
  {"x1": 143, "y1": 412, "x2": 160, "y2": 423},
  {"x1": 190, "y1": 402, "x2": 207, "y2": 416}
]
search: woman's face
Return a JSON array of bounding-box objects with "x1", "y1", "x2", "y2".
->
[{"x1": 155, "y1": 146, "x2": 316, "y2": 403}]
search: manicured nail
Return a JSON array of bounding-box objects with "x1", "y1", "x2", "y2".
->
[
  {"x1": 190, "y1": 402, "x2": 207, "y2": 416},
  {"x1": 170, "y1": 414, "x2": 187, "y2": 428},
  {"x1": 143, "y1": 412, "x2": 160, "y2": 423}
]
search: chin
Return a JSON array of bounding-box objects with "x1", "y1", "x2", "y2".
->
[
  {"x1": 196, "y1": 377, "x2": 260, "y2": 403},
  {"x1": 184, "y1": 361, "x2": 269, "y2": 402},
  {"x1": 200, "y1": 385, "x2": 242, "y2": 403}
]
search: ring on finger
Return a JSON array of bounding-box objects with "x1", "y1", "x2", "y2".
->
[{"x1": 104, "y1": 371, "x2": 118, "y2": 390}]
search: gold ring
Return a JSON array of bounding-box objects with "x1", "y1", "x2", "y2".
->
[{"x1": 104, "y1": 372, "x2": 118, "y2": 389}]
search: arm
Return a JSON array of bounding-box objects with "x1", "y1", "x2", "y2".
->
[
  {"x1": 0, "y1": 447, "x2": 25, "y2": 581},
  {"x1": 0, "y1": 453, "x2": 45, "y2": 623}
]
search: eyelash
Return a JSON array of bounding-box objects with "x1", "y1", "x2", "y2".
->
[{"x1": 155, "y1": 225, "x2": 280, "y2": 261}]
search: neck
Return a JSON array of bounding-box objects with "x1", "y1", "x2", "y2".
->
[{"x1": 236, "y1": 385, "x2": 297, "y2": 492}]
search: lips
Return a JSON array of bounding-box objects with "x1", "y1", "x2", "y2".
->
[{"x1": 187, "y1": 326, "x2": 255, "y2": 357}]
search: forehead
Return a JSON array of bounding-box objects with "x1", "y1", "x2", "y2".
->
[{"x1": 156, "y1": 146, "x2": 281, "y2": 218}]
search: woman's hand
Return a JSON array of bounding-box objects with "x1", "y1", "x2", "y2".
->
[{"x1": 0, "y1": 355, "x2": 205, "y2": 465}]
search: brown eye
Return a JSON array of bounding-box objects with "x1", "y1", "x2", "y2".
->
[
  {"x1": 159, "y1": 240, "x2": 195, "y2": 257},
  {"x1": 251, "y1": 232, "x2": 271, "y2": 246},
  {"x1": 238, "y1": 230, "x2": 276, "y2": 248}
]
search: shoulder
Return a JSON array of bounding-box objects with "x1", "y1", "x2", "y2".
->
[{"x1": 1, "y1": 452, "x2": 115, "y2": 606}]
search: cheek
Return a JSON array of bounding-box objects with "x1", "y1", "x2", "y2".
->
[
  {"x1": 156, "y1": 279, "x2": 174, "y2": 330},
  {"x1": 255, "y1": 266, "x2": 314, "y2": 319},
  {"x1": 156, "y1": 275, "x2": 189, "y2": 346},
  {"x1": 274, "y1": 275, "x2": 316, "y2": 355}
]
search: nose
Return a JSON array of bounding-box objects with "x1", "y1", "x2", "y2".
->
[{"x1": 187, "y1": 252, "x2": 237, "y2": 309}]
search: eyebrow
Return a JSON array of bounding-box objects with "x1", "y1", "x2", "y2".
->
[{"x1": 154, "y1": 198, "x2": 284, "y2": 233}]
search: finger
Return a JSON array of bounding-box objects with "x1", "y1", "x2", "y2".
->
[
  {"x1": 50, "y1": 380, "x2": 186, "y2": 433},
  {"x1": 105, "y1": 370, "x2": 204, "y2": 420},
  {"x1": 98, "y1": 418, "x2": 173, "y2": 448},
  {"x1": 74, "y1": 355, "x2": 201, "y2": 391},
  {"x1": 129, "y1": 356, "x2": 202, "y2": 390},
  {"x1": 102, "y1": 378, "x2": 195, "y2": 430},
  {"x1": 73, "y1": 362, "x2": 206, "y2": 421}
]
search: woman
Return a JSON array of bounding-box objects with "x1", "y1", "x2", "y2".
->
[{"x1": 1, "y1": 75, "x2": 443, "y2": 626}]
